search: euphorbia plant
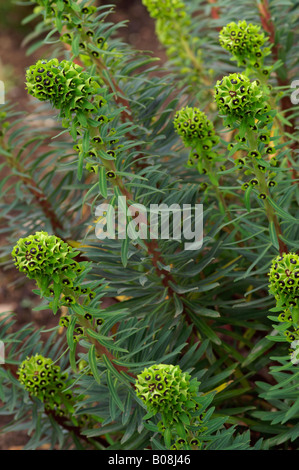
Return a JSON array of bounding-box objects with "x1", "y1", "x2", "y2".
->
[{"x1": 0, "y1": 0, "x2": 298, "y2": 451}]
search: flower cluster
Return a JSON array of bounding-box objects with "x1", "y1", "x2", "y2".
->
[
  {"x1": 228, "y1": 130, "x2": 278, "y2": 193},
  {"x1": 142, "y1": 0, "x2": 201, "y2": 80},
  {"x1": 268, "y1": 253, "x2": 299, "y2": 349},
  {"x1": 12, "y1": 231, "x2": 77, "y2": 279},
  {"x1": 11, "y1": 231, "x2": 95, "y2": 308},
  {"x1": 142, "y1": 0, "x2": 188, "y2": 21},
  {"x1": 35, "y1": 0, "x2": 107, "y2": 61},
  {"x1": 215, "y1": 73, "x2": 277, "y2": 194},
  {"x1": 277, "y1": 308, "x2": 299, "y2": 343},
  {"x1": 216, "y1": 28, "x2": 277, "y2": 195},
  {"x1": 174, "y1": 106, "x2": 219, "y2": 150},
  {"x1": 35, "y1": 0, "x2": 96, "y2": 22},
  {"x1": 59, "y1": 313, "x2": 103, "y2": 343},
  {"x1": 135, "y1": 364, "x2": 198, "y2": 423},
  {"x1": 26, "y1": 58, "x2": 120, "y2": 181},
  {"x1": 215, "y1": 73, "x2": 267, "y2": 124},
  {"x1": 25, "y1": 58, "x2": 100, "y2": 118},
  {"x1": 145, "y1": 0, "x2": 190, "y2": 49},
  {"x1": 219, "y1": 20, "x2": 271, "y2": 72},
  {"x1": 173, "y1": 106, "x2": 220, "y2": 175},
  {"x1": 17, "y1": 354, "x2": 73, "y2": 415},
  {"x1": 268, "y1": 253, "x2": 299, "y2": 308}
]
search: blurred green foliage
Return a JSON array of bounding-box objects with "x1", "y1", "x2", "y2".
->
[{"x1": 0, "y1": 0, "x2": 33, "y2": 32}]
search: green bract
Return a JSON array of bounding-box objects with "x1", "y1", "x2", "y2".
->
[
  {"x1": 135, "y1": 364, "x2": 198, "y2": 422},
  {"x1": 268, "y1": 253, "x2": 299, "y2": 308},
  {"x1": 18, "y1": 354, "x2": 67, "y2": 394},
  {"x1": 35, "y1": 0, "x2": 96, "y2": 20},
  {"x1": 219, "y1": 20, "x2": 269, "y2": 67},
  {"x1": 11, "y1": 231, "x2": 78, "y2": 280},
  {"x1": 25, "y1": 58, "x2": 100, "y2": 117},
  {"x1": 174, "y1": 106, "x2": 219, "y2": 150},
  {"x1": 35, "y1": 0, "x2": 57, "y2": 17},
  {"x1": 17, "y1": 354, "x2": 71, "y2": 412},
  {"x1": 215, "y1": 73, "x2": 265, "y2": 121},
  {"x1": 11, "y1": 231, "x2": 96, "y2": 311},
  {"x1": 174, "y1": 106, "x2": 220, "y2": 174},
  {"x1": 142, "y1": 0, "x2": 188, "y2": 21},
  {"x1": 142, "y1": 0, "x2": 202, "y2": 82}
]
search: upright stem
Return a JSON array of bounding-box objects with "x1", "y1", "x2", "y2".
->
[
  {"x1": 246, "y1": 129, "x2": 287, "y2": 254},
  {"x1": 85, "y1": 119, "x2": 180, "y2": 295},
  {"x1": 205, "y1": 162, "x2": 244, "y2": 243},
  {"x1": 78, "y1": 314, "x2": 136, "y2": 380},
  {"x1": 257, "y1": 0, "x2": 298, "y2": 179}
]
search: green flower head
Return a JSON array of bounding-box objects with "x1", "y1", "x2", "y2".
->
[
  {"x1": 135, "y1": 364, "x2": 198, "y2": 422},
  {"x1": 174, "y1": 106, "x2": 219, "y2": 150},
  {"x1": 17, "y1": 354, "x2": 68, "y2": 400},
  {"x1": 25, "y1": 58, "x2": 99, "y2": 115},
  {"x1": 142, "y1": 0, "x2": 188, "y2": 21},
  {"x1": 215, "y1": 73, "x2": 265, "y2": 120},
  {"x1": 11, "y1": 231, "x2": 78, "y2": 281},
  {"x1": 219, "y1": 20, "x2": 268, "y2": 66},
  {"x1": 142, "y1": 0, "x2": 201, "y2": 79},
  {"x1": 268, "y1": 253, "x2": 299, "y2": 308}
]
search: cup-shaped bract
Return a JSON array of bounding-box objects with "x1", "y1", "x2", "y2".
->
[
  {"x1": 11, "y1": 231, "x2": 80, "y2": 281},
  {"x1": 219, "y1": 20, "x2": 268, "y2": 66},
  {"x1": 17, "y1": 354, "x2": 68, "y2": 401},
  {"x1": 25, "y1": 58, "x2": 100, "y2": 116},
  {"x1": 268, "y1": 253, "x2": 299, "y2": 308},
  {"x1": 174, "y1": 106, "x2": 219, "y2": 150},
  {"x1": 142, "y1": 0, "x2": 188, "y2": 21},
  {"x1": 135, "y1": 364, "x2": 198, "y2": 423},
  {"x1": 215, "y1": 73, "x2": 266, "y2": 122}
]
